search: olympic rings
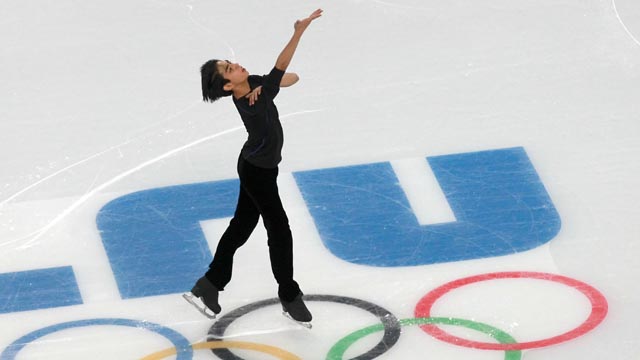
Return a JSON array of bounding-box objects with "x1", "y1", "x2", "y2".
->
[
  {"x1": 0, "y1": 318, "x2": 192, "y2": 360},
  {"x1": 415, "y1": 271, "x2": 609, "y2": 351},
  {"x1": 208, "y1": 295, "x2": 401, "y2": 360},
  {"x1": 327, "y1": 317, "x2": 522, "y2": 360},
  {"x1": 1, "y1": 272, "x2": 609, "y2": 359},
  {"x1": 140, "y1": 341, "x2": 301, "y2": 360}
]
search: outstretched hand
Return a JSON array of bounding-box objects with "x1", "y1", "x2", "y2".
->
[
  {"x1": 294, "y1": 9, "x2": 323, "y2": 33},
  {"x1": 275, "y1": 9, "x2": 323, "y2": 72}
]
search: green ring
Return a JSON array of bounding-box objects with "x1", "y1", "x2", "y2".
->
[{"x1": 326, "y1": 317, "x2": 522, "y2": 360}]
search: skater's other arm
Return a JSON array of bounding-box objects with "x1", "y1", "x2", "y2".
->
[
  {"x1": 281, "y1": 73, "x2": 299, "y2": 87},
  {"x1": 275, "y1": 9, "x2": 323, "y2": 72},
  {"x1": 246, "y1": 72, "x2": 298, "y2": 105}
]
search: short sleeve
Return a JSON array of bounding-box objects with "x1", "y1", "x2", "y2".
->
[{"x1": 262, "y1": 67, "x2": 285, "y2": 99}]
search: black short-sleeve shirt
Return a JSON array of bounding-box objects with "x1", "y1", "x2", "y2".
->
[{"x1": 233, "y1": 67, "x2": 286, "y2": 168}]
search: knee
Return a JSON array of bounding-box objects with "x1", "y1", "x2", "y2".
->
[
  {"x1": 267, "y1": 234, "x2": 292, "y2": 248},
  {"x1": 222, "y1": 214, "x2": 259, "y2": 243},
  {"x1": 263, "y1": 215, "x2": 290, "y2": 235},
  {"x1": 230, "y1": 212, "x2": 259, "y2": 230},
  {"x1": 266, "y1": 224, "x2": 293, "y2": 248}
]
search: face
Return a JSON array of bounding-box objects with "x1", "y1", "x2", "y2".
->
[{"x1": 217, "y1": 60, "x2": 248, "y2": 89}]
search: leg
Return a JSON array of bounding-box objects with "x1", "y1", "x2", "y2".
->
[
  {"x1": 239, "y1": 160, "x2": 301, "y2": 302},
  {"x1": 206, "y1": 184, "x2": 260, "y2": 290}
]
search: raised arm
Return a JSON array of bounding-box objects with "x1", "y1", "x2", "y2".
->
[{"x1": 275, "y1": 9, "x2": 323, "y2": 72}]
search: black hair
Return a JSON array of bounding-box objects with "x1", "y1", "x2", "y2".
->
[{"x1": 200, "y1": 59, "x2": 232, "y2": 102}]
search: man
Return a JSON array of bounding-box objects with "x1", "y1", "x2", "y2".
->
[{"x1": 184, "y1": 9, "x2": 323, "y2": 326}]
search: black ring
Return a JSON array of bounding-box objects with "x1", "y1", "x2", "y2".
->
[{"x1": 207, "y1": 294, "x2": 401, "y2": 360}]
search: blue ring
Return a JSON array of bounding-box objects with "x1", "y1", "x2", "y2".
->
[{"x1": 0, "y1": 318, "x2": 193, "y2": 360}]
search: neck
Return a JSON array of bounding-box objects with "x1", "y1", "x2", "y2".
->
[{"x1": 232, "y1": 81, "x2": 251, "y2": 99}]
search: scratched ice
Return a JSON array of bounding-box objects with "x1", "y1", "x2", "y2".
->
[{"x1": 0, "y1": 0, "x2": 639, "y2": 359}]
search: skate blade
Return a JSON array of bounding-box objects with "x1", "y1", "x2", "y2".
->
[
  {"x1": 282, "y1": 311, "x2": 312, "y2": 329},
  {"x1": 182, "y1": 293, "x2": 217, "y2": 320}
]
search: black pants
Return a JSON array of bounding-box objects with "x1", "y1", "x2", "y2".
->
[{"x1": 206, "y1": 156, "x2": 301, "y2": 302}]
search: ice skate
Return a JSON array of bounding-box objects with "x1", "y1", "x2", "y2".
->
[
  {"x1": 280, "y1": 292, "x2": 312, "y2": 329},
  {"x1": 183, "y1": 276, "x2": 221, "y2": 320}
]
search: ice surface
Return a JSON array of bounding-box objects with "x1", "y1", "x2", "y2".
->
[{"x1": 1, "y1": 0, "x2": 639, "y2": 359}]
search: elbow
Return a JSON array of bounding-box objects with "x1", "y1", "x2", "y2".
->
[{"x1": 275, "y1": 61, "x2": 289, "y2": 72}]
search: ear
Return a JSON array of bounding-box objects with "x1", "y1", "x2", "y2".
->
[{"x1": 223, "y1": 82, "x2": 233, "y2": 92}]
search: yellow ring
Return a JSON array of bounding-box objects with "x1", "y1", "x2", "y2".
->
[{"x1": 140, "y1": 340, "x2": 302, "y2": 360}]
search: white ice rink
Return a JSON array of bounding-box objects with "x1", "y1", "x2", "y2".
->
[{"x1": 1, "y1": 0, "x2": 639, "y2": 359}]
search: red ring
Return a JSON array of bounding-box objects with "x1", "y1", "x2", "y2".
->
[{"x1": 415, "y1": 271, "x2": 608, "y2": 350}]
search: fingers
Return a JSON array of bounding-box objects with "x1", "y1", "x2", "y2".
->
[
  {"x1": 302, "y1": 9, "x2": 322, "y2": 23},
  {"x1": 294, "y1": 9, "x2": 322, "y2": 32},
  {"x1": 246, "y1": 87, "x2": 262, "y2": 106},
  {"x1": 309, "y1": 8, "x2": 323, "y2": 20}
]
